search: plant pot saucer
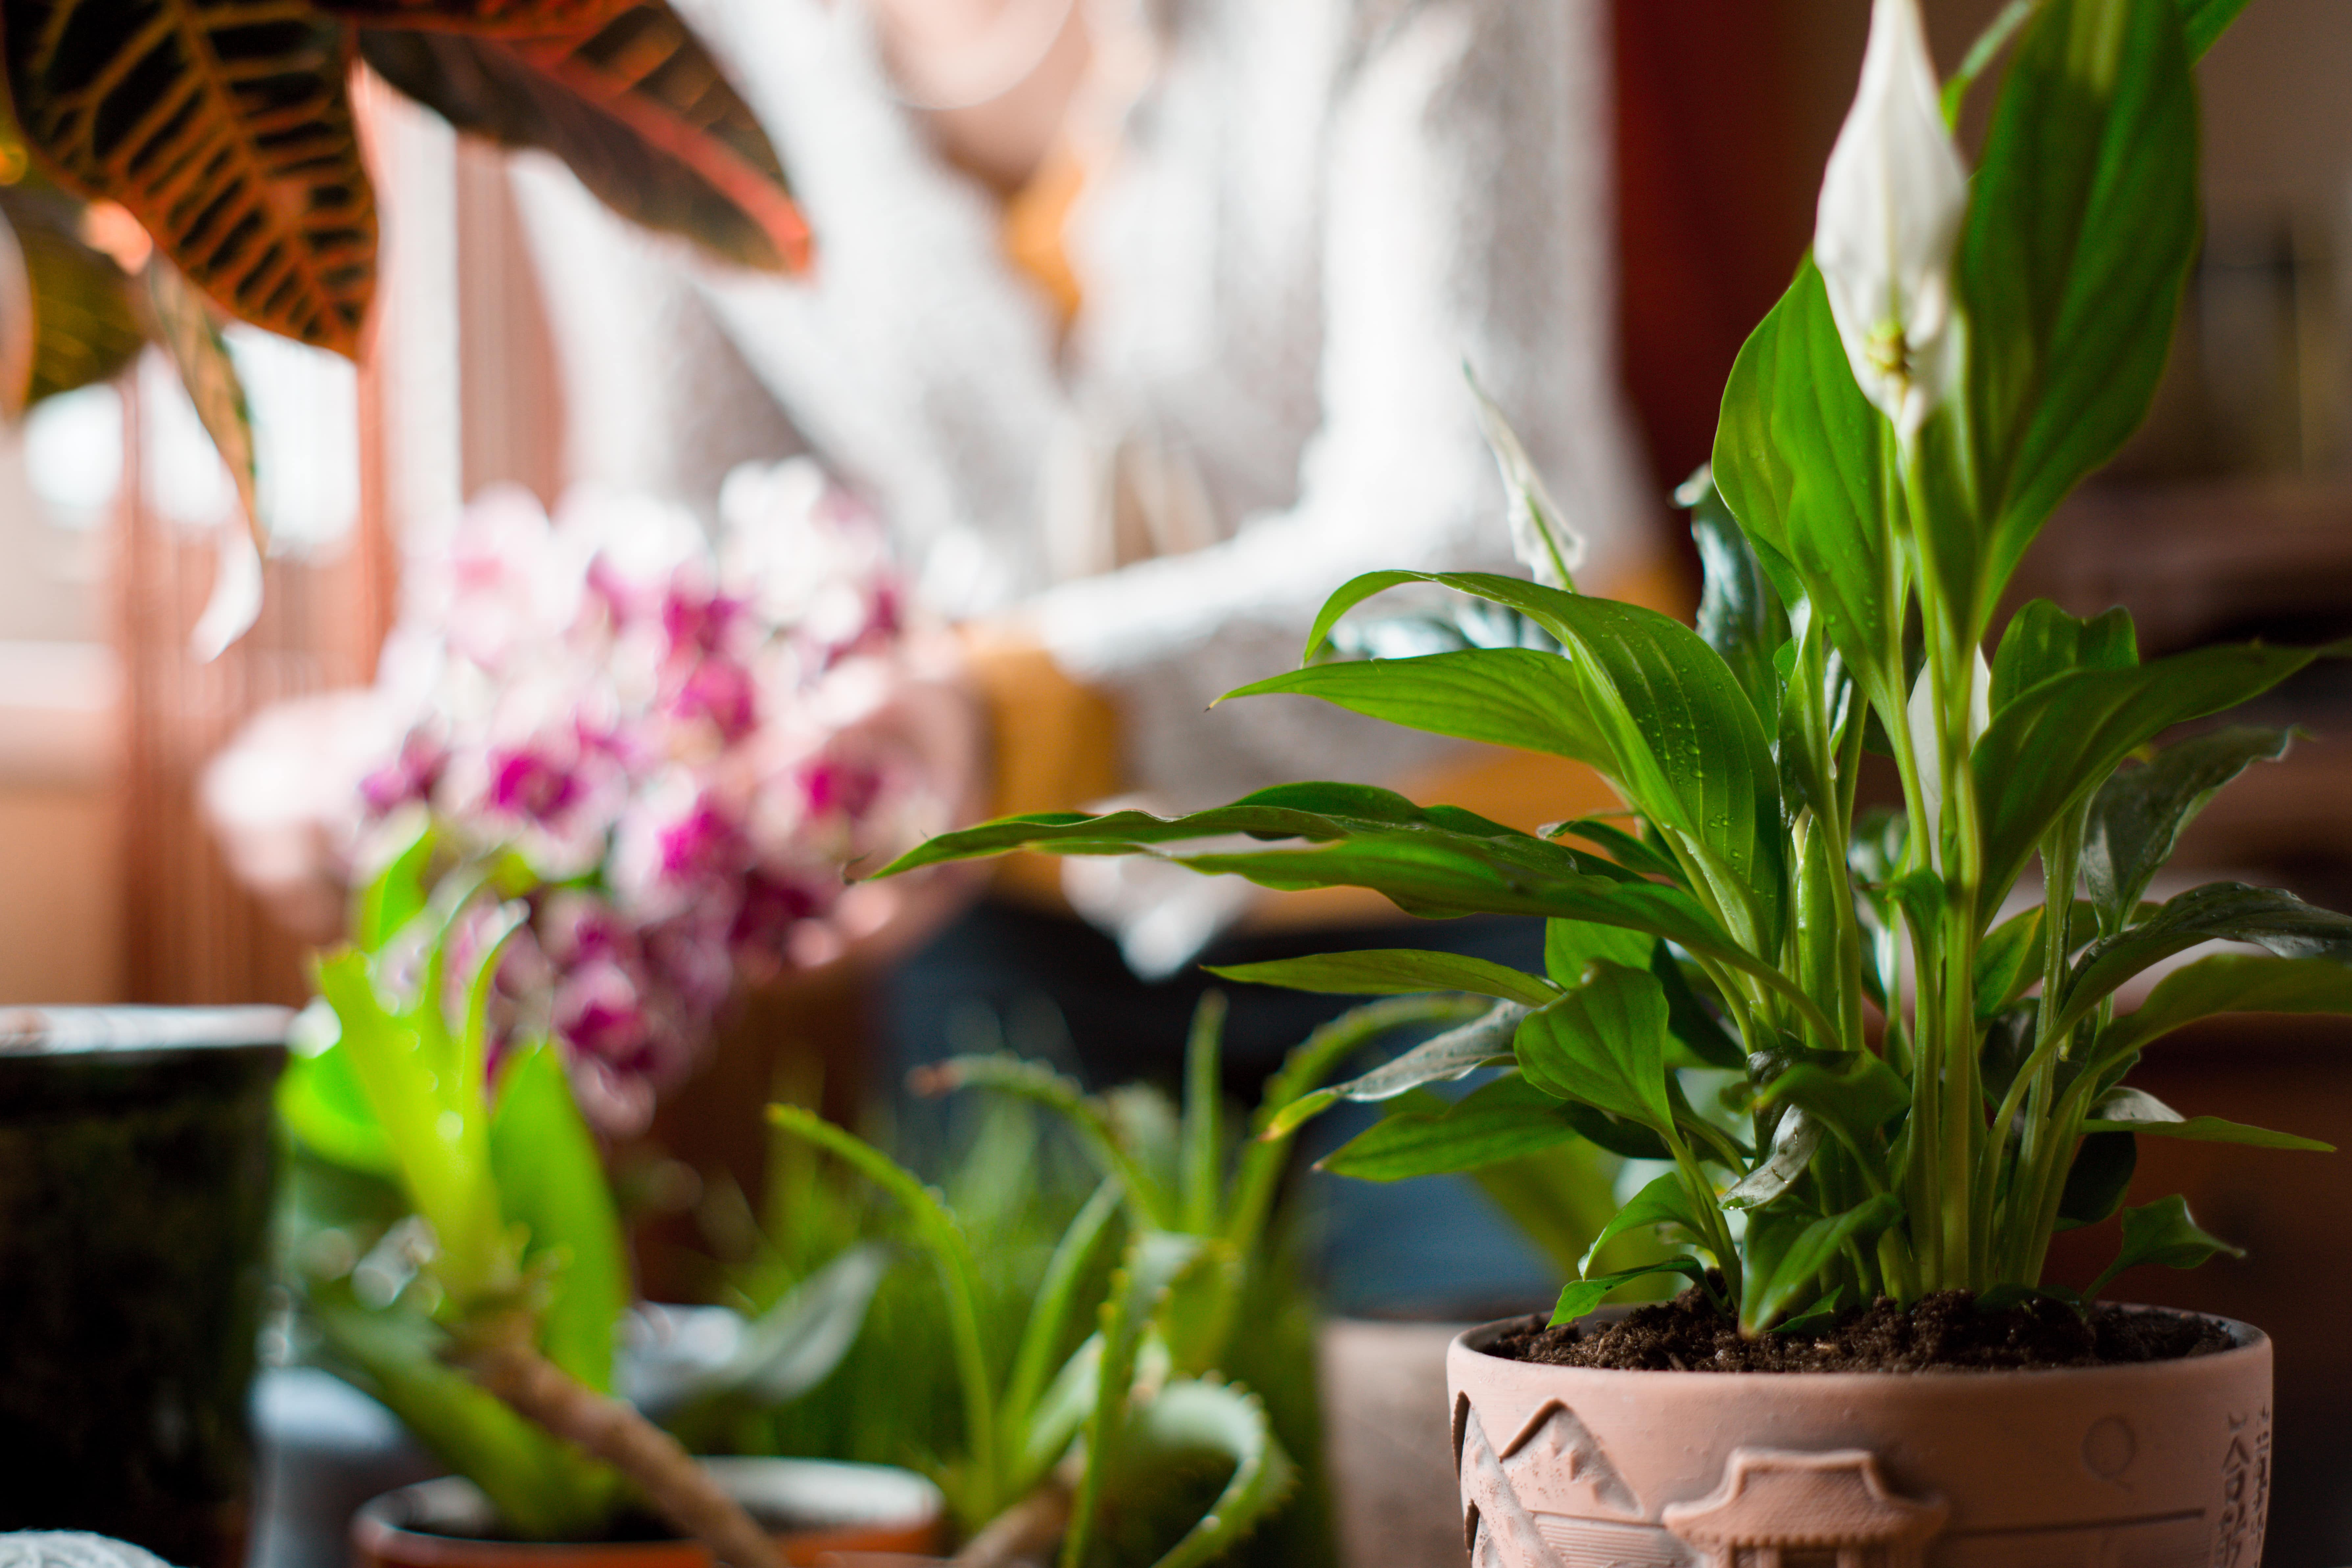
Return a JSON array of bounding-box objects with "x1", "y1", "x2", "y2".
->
[{"x1": 353, "y1": 1459, "x2": 944, "y2": 1568}]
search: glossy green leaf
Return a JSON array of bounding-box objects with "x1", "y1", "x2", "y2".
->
[
  {"x1": 2084, "y1": 726, "x2": 2295, "y2": 927},
  {"x1": 1514, "y1": 961, "x2": 1674, "y2": 1135},
  {"x1": 1686, "y1": 467, "x2": 1788, "y2": 727},
  {"x1": 1297, "y1": 571, "x2": 1787, "y2": 953},
  {"x1": 1745, "y1": 1194, "x2": 1903, "y2": 1330},
  {"x1": 1972, "y1": 642, "x2": 2335, "y2": 907},
  {"x1": 358, "y1": 5, "x2": 809, "y2": 274},
  {"x1": 1960, "y1": 0, "x2": 2199, "y2": 614},
  {"x1": 1551, "y1": 1257, "x2": 1711, "y2": 1327},
  {"x1": 489, "y1": 1039, "x2": 625, "y2": 1393},
  {"x1": 1652, "y1": 944, "x2": 1745, "y2": 1070},
  {"x1": 2087, "y1": 1194, "x2": 2243, "y2": 1297},
  {"x1": 2055, "y1": 882, "x2": 2352, "y2": 1040},
  {"x1": 1553, "y1": 1100, "x2": 1672, "y2": 1162},
  {"x1": 1317, "y1": 1075, "x2": 1580, "y2": 1182},
  {"x1": 1976, "y1": 901, "x2": 2097, "y2": 1018},
  {"x1": 1225, "y1": 648, "x2": 1609, "y2": 768},
  {"x1": 1578, "y1": 1171, "x2": 1712, "y2": 1272},
  {"x1": 1547, "y1": 817, "x2": 1687, "y2": 885},
  {"x1": 1206, "y1": 949, "x2": 1555, "y2": 1008},
  {"x1": 1990, "y1": 600, "x2": 2138, "y2": 711},
  {"x1": 2176, "y1": 0, "x2": 2254, "y2": 57},
  {"x1": 2100, "y1": 952, "x2": 2352, "y2": 1061},
  {"x1": 1756, "y1": 1049, "x2": 1909, "y2": 1143},
  {"x1": 277, "y1": 1035, "x2": 395, "y2": 1176},
  {"x1": 1712, "y1": 260, "x2": 1899, "y2": 707},
  {"x1": 2081, "y1": 1085, "x2": 2331, "y2": 1150},
  {"x1": 2056, "y1": 1128, "x2": 2137, "y2": 1232},
  {"x1": 1543, "y1": 920, "x2": 1653, "y2": 989},
  {"x1": 1275, "y1": 1001, "x2": 1528, "y2": 1128},
  {"x1": 1719, "y1": 1110, "x2": 1825, "y2": 1212},
  {"x1": 1943, "y1": 1, "x2": 2037, "y2": 124},
  {"x1": 1470, "y1": 366, "x2": 1582, "y2": 589}
]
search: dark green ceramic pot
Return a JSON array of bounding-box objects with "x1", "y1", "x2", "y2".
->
[{"x1": 0, "y1": 1006, "x2": 290, "y2": 1568}]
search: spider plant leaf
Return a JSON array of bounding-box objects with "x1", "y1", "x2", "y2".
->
[
  {"x1": 1225, "y1": 647, "x2": 1610, "y2": 768},
  {"x1": 2, "y1": 0, "x2": 374, "y2": 354},
  {"x1": 2083, "y1": 725, "x2": 2296, "y2": 928},
  {"x1": 1206, "y1": 949, "x2": 1556, "y2": 1009},
  {"x1": 2087, "y1": 1194, "x2": 2243, "y2": 1297},
  {"x1": 1960, "y1": 0, "x2": 2198, "y2": 616},
  {"x1": 2099, "y1": 951, "x2": 2352, "y2": 1062},
  {"x1": 1316, "y1": 1074, "x2": 1581, "y2": 1182},
  {"x1": 356, "y1": 5, "x2": 808, "y2": 273},
  {"x1": 2054, "y1": 882, "x2": 2352, "y2": 1041},
  {"x1": 1514, "y1": 961, "x2": 1674, "y2": 1136}
]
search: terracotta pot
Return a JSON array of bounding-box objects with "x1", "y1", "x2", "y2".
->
[
  {"x1": 352, "y1": 1460, "x2": 944, "y2": 1568},
  {"x1": 1448, "y1": 1308, "x2": 2273, "y2": 1568}
]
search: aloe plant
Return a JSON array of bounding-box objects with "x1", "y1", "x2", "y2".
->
[{"x1": 875, "y1": 0, "x2": 2350, "y2": 1337}]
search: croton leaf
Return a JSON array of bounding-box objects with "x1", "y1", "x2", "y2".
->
[
  {"x1": 145, "y1": 259, "x2": 259, "y2": 538},
  {"x1": 357, "y1": 4, "x2": 809, "y2": 273},
  {"x1": 0, "y1": 181, "x2": 142, "y2": 405},
  {"x1": 3, "y1": 0, "x2": 375, "y2": 355},
  {"x1": 310, "y1": 0, "x2": 632, "y2": 35}
]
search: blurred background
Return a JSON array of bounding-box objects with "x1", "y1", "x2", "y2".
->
[{"x1": 6, "y1": 0, "x2": 2352, "y2": 1559}]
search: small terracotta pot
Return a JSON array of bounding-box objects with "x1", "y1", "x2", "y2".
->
[
  {"x1": 352, "y1": 1459, "x2": 944, "y2": 1568},
  {"x1": 1448, "y1": 1308, "x2": 2273, "y2": 1568}
]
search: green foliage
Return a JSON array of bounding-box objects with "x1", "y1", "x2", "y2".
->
[{"x1": 875, "y1": 0, "x2": 2328, "y2": 1335}]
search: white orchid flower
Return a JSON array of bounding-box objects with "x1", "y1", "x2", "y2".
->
[{"x1": 1814, "y1": 0, "x2": 1969, "y2": 444}]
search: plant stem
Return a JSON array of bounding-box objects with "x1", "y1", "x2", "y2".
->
[{"x1": 450, "y1": 1323, "x2": 781, "y2": 1568}]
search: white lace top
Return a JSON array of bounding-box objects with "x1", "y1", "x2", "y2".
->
[{"x1": 511, "y1": 0, "x2": 1651, "y2": 809}]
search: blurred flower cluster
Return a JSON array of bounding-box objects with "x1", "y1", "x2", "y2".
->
[{"x1": 213, "y1": 461, "x2": 958, "y2": 1134}]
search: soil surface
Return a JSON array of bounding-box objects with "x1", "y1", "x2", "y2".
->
[{"x1": 1490, "y1": 1288, "x2": 2235, "y2": 1373}]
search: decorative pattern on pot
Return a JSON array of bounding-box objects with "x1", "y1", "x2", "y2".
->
[{"x1": 1447, "y1": 1315, "x2": 2273, "y2": 1568}]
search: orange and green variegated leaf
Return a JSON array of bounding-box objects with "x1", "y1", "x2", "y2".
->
[
  {"x1": 2, "y1": 186, "x2": 145, "y2": 406},
  {"x1": 0, "y1": 0, "x2": 375, "y2": 356},
  {"x1": 357, "y1": 4, "x2": 808, "y2": 273},
  {"x1": 143, "y1": 258, "x2": 259, "y2": 543},
  {"x1": 308, "y1": 0, "x2": 635, "y2": 37}
]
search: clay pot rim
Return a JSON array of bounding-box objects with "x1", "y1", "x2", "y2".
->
[
  {"x1": 1454, "y1": 1301, "x2": 2269, "y2": 1383},
  {"x1": 352, "y1": 1457, "x2": 944, "y2": 1562}
]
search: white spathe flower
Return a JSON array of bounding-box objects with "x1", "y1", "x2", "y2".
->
[{"x1": 1814, "y1": 0, "x2": 1969, "y2": 443}]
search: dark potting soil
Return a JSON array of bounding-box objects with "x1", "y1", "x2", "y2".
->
[{"x1": 1489, "y1": 1288, "x2": 2235, "y2": 1373}]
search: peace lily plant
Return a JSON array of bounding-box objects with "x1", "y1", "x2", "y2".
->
[{"x1": 884, "y1": 0, "x2": 2352, "y2": 1336}]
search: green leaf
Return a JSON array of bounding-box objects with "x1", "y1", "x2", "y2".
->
[
  {"x1": 2081, "y1": 1086, "x2": 2331, "y2": 1151},
  {"x1": 1002, "y1": 1179, "x2": 1124, "y2": 1443},
  {"x1": 1973, "y1": 642, "x2": 2335, "y2": 907},
  {"x1": 277, "y1": 1035, "x2": 395, "y2": 1176},
  {"x1": 913, "y1": 1053, "x2": 1178, "y2": 1232},
  {"x1": 489, "y1": 1039, "x2": 625, "y2": 1393},
  {"x1": 1943, "y1": 1, "x2": 2038, "y2": 124},
  {"x1": 2055, "y1": 882, "x2": 2352, "y2": 1040},
  {"x1": 1470, "y1": 365, "x2": 1582, "y2": 590},
  {"x1": 2100, "y1": 951, "x2": 2352, "y2": 1061},
  {"x1": 1317, "y1": 1075, "x2": 1580, "y2": 1182},
  {"x1": 357, "y1": 5, "x2": 809, "y2": 273},
  {"x1": 1552, "y1": 1100, "x2": 1672, "y2": 1161},
  {"x1": 1578, "y1": 1171, "x2": 1711, "y2": 1273},
  {"x1": 1225, "y1": 648, "x2": 1611, "y2": 768},
  {"x1": 1297, "y1": 572, "x2": 1788, "y2": 954},
  {"x1": 1179, "y1": 994, "x2": 1224, "y2": 1236},
  {"x1": 2084, "y1": 726, "x2": 2296, "y2": 927},
  {"x1": 1960, "y1": 0, "x2": 2199, "y2": 614},
  {"x1": 1976, "y1": 901, "x2": 2098, "y2": 1018},
  {"x1": 1206, "y1": 949, "x2": 1555, "y2": 1008},
  {"x1": 1652, "y1": 944, "x2": 1745, "y2": 1070},
  {"x1": 4, "y1": 0, "x2": 374, "y2": 354},
  {"x1": 673, "y1": 1243, "x2": 891, "y2": 1411},
  {"x1": 0, "y1": 182, "x2": 142, "y2": 405},
  {"x1": 1543, "y1": 920, "x2": 1654, "y2": 990},
  {"x1": 1744, "y1": 1194, "x2": 1903, "y2": 1330},
  {"x1": 1548, "y1": 816, "x2": 1690, "y2": 885},
  {"x1": 1719, "y1": 1110, "x2": 1825, "y2": 1211},
  {"x1": 2088, "y1": 1194, "x2": 2244, "y2": 1297},
  {"x1": 1283, "y1": 1001, "x2": 1527, "y2": 1120},
  {"x1": 1550, "y1": 1257, "x2": 1711, "y2": 1327},
  {"x1": 1755, "y1": 1049, "x2": 1909, "y2": 1143},
  {"x1": 1991, "y1": 600, "x2": 2138, "y2": 712},
  {"x1": 2055, "y1": 1130, "x2": 2137, "y2": 1231},
  {"x1": 1063, "y1": 1230, "x2": 1211, "y2": 1568},
  {"x1": 1513, "y1": 962, "x2": 1674, "y2": 1135},
  {"x1": 1686, "y1": 467, "x2": 1789, "y2": 727},
  {"x1": 1712, "y1": 260, "x2": 1898, "y2": 708},
  {"x1": 2175, "y1": 0, "x2": 2254, "y2": 57}
]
